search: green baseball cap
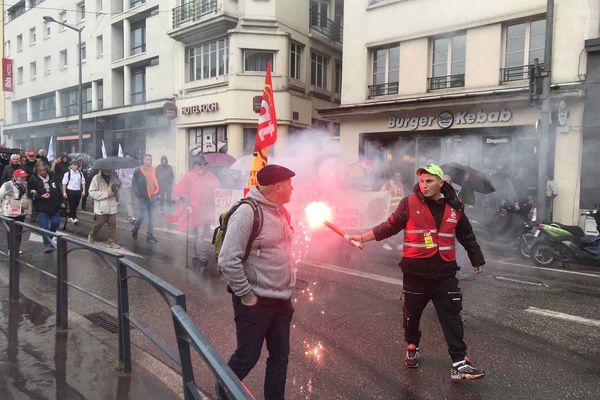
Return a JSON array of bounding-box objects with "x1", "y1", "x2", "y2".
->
[{"x1": 416, "y1": 163, "x2": 444, "y2": 180}]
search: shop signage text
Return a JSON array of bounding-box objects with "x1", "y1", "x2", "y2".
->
[
  {"x1": 388, "y1": 110, "x2": 513, "y2": 130},
  {"x1": 181, "y1": 102, "x2": 219, "y2": 115}
]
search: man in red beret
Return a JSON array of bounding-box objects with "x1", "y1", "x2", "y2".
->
[{"x1": 217, "y1": 164, "x2": 295, "y2": 400}]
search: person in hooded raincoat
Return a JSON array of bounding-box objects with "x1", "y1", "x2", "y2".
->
[{"x1": 168, "y1": 157, "x2": 220, "y2": 265}]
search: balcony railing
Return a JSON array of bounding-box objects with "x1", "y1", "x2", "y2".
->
[
  {"x1": 500, "y1": 64, "x2": 544, "y2": 82},
  {"x1": 428, "y1": 74, "x2": 465, "y2": 90},
  {"x1": 172, "y1": 0, "x2": 217, "y2": 29},
  {"x1": 368, "y1": 82, "x2": 399, "y2": 98},
  {"x1": 309, "y1": 9, "x2": 343, "y2": 45}
]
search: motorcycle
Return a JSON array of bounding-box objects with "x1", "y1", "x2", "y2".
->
[
  {"x1": 529, "y1": 209, "x2": 600, "y2": 267},
  {"x1": 470, "y1": 201, "x2": 536, "y2": 258}
]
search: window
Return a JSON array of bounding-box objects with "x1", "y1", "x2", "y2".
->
[
  {"x1": 97, "y1": 35, "x2": 104, "y2": 58},
  {"x1": 186, "y1": 38, "x2": 228, "y2": 81},
  {"x1": 32, "y1": 93, "x2": 56, "y2": 121},
  {"x1": 130, "y1": 0, "x2": 146, "y2": 7},
  {"x1": 430, "y1": 33, "x2": 466, "y2": 90},
  {"x1": 289, "y1": 42, "x2": 302, "y2": 80},
  {"x1": 44, "y1": 21, "x2": 51, "y2": 38},
  {"x1": 7, "y1": 1, "x2": 26, "y2": 22},
  {"x1": 29, "y1": 27, "x2": 37, "y2": 46},
  {"x1": 15, "y1": 101, "x2": 28, "y2": 123},
  {"x1": 77, "y1": 2, "x2": 86, "y2": 23},
  {"x1": 335, "y1": 59, "x2": 342, "y2": 94},
  {"x1": 44, "y1": 56, "x2": 51, "y2": 75},
  {"x1": 30, "y1": 62, "x2": 37, "y2": 80},
  {"x1": 96, "y1": 0, "x2": 103, "y2": 14},
  {"x1": 17, "y1": 35, "x2": 23, "y2": 52},
  {"x1": 310, "y1": 0, "x2": 329, "y2": 28},
  {"x1": 59, "y1": 10, "x2": 67, "y2": 31},
  {"x1": 189, "y1": 126, "x2": 227, "y2": 155},
  {"x1": 60, "y1": 49, "x2": 68, "y2": 69},
  {"x1": 370, "y1": 44, "x2": 399, "y2": 96},
  {"x1": 131, "y1": 21, "x2": 146, "y2": 55},
  {"x1": 4, "y1": 41, "x2": 10, "y2": 57},
  {"x1": 61, "y1": 88, "x2": 78, "y2": 116},
  {"x1": 83, "y1": 86, "x2": 92, "y2": 112},
  {"x1": 80, "y1": 42, "x2": 87, "y2": 62},
  {"x1": 31, "y1": 0, "x2": 43, "y2": 6},
  {"x1": 244, "y1": 50, "x2": 274, "y2": 72},
  {"x1": 503, "y1": 19, "x2": 546, "y2": 81},
  {"x1": 17, "y1": 67, "x2": 23, "y2": 84},
  {"x1": 97, "y1": 81, "x2": 104, "y2": 109},
  {"x1": 131, "y1": 68, "x2": 146, "y2": 104},
  {"x1": 311, "y1": 51, "x2": 328, "y2": 88}
]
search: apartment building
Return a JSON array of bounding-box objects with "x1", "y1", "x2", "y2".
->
[
  {"x1": 167, "y1": 0, "x2": 343, "y2": 173},
  {"x1": 319, "y1": 0, "x2": 600, "y2": 224},
  {"x1": 3, "y1": 0, "x2": 176, "y2": 160}
]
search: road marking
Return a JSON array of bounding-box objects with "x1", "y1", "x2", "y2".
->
[
  {"x1": 495, "y1": 260, "x2": 600, "y2": 279},
  {"x1": 525, "y1": 307, "x2": 600, "y2": 328},
  {"x1": 301, "y1": 260, "x2": 403, "y2": 286},
  {"x1": 494, "y1": 275, "x2": 548, "y2": 287}
]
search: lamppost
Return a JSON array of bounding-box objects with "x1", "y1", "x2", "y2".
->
[{"x1": 43, "y1": 16, "x2": 84, "y2": 153}]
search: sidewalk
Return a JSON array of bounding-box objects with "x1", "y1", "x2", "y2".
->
[{"x1": 0, "y1": 280, "x2": 181, "y2": 400}]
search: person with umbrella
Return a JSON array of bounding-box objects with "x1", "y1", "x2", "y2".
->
[
  {"x1": 168, "y1": 156, "x2": 220, "y2": 266},
  {"x1": 87, "y1": 169, "x2": 121, "y2": 249},
  {"x1": 349, "y1": 163, "x2": 486, "y2": 381}
]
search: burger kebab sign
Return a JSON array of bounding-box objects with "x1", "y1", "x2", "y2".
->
[{"x1": 388, "y1": 109, "x2": 513, "y2": 130}]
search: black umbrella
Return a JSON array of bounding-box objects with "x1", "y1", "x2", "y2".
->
[
  {"x1": 68, "y1": 152, "x2": 95, "y2": 167},
  {"x1": 0, "y1": 147, "x2": 22, "y2": 154},
  {"x1": 441, "y1": 163, "x2": 495, "y2": 194},
  {"x1": 92, "y1": 156, "x2": 140, "y2": 170}
]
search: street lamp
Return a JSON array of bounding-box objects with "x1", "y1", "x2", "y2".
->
[{"x1": 43, "y1": 16, "x2": 84, "y2": 153}]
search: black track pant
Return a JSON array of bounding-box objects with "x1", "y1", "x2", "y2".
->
[
  {"x1": 402, "y1": 273, "x2": 467, "y2": 362},
  {"x1": 66, "y1": 189, "x2": 81, "y2": 219}
]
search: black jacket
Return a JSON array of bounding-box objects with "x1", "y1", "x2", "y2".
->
[
  {"x1": 132, "y1": 167, "x2": 158, "y2": 202},
  {"x1": 28, "y1": 173, "x2": 62, "y2": 214},
  {"x1": 24, "y1": 160, "x2": 37, "y2": 176},
  {"x1": 373, "y1": 182, "x2": 485, "y2": 279},
  {"x1": 155, "y1": 163, "x2": 174, "y2": 189}
]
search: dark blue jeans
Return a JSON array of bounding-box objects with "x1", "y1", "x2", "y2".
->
[
  {"x1": 132, "y1": 197, "x2": 156, "y2": 236},
  {"x1": 227, "y1": 294, "x2": 294, "y2": 400},
  {"x1": 37, "y1": 211, "x2": 61, "y2": 246}
]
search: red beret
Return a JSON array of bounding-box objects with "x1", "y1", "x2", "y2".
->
[{"x1": 257, "y1": 164, "x2": 295, "y2": 186}]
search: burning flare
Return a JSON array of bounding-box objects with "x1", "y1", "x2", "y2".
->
[{"x1": 305, "y1": 201, "x2": 332, "y2": 228}]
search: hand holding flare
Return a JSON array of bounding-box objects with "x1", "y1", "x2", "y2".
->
[{"x1": 305, "y1": 202, "x2": 364, "y2": 249}]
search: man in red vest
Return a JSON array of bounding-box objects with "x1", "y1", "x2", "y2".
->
[{"x1": 350, "y1": 163, "x2": 486, "y2": 380}]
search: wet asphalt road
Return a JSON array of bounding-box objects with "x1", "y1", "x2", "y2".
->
[{"x1": 3, "y1": 211, "x2": 600, "y2": 400}]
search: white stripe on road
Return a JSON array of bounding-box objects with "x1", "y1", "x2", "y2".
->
[
  {"x1": 301, "y1": 260, "x2": 403, "y2": 286},
  {"x1": 525, "y1": 307, "x2": 600, "y2": 328},
  {"x1": 494, "y1": 275, "x2": 548, "y2": 287},
  {"x1": 495, "y1": 260, "x2": 600, "y2": 279}
]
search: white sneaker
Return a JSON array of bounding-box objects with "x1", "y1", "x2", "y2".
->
[
  {"x1": 73, "y1": 218, "x2": 79, "y2": 224},
  {"x1": 68, "y1": 217, "x2": 75, "y2": 223},
  {"x1": 383, "y1": 243, "x2": 393, "y2": 251}
]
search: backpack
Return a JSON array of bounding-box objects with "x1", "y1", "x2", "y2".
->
[
  {"x1": 66, "y1": 170, "x2": 83, "y2": 191},
  {"x1": 212, "y1": 198, "x2": 263, "y2": 262}
]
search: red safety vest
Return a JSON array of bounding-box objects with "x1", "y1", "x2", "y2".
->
[{"x1": 403, "y1": 194, "x2": 461, "y2": 261}]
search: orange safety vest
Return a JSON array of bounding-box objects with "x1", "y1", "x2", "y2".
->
[{"x1": 403, "y1": 194, "x2": 461, "y2": 261}]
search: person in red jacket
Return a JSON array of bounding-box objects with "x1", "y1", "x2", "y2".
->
[{"x1": 350, "y1": 163, "x2": 486, "y2": 381}]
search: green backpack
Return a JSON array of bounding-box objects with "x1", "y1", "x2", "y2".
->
[{"x1": 212, "y1": 198, "x2": 263, "y2": 261}]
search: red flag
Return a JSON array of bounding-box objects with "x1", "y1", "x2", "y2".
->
[{"x1": 247, "y1": 62, "x2": 277, "y2": 190}]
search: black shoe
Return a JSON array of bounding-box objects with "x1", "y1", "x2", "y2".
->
[
  {"x1": 215, "y1": 382, "x2": 227, "y2": 400},
  {"x1": 404, "y1": 344, "x2": 420, "y2": 368},
  {"x1": 131, "y1": 230, "x2": 138, "y2": 240},
  {"x1": 146, "y1": 235, "x2": 158, "y2": 244},
  {"x1": 451, "y1": 358, "x2": 486, "y2": 381}
]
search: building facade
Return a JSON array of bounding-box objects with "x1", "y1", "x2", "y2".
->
[
  {"x1": 320, "y1": 0, "x2": 600, "y2": 224},
  {"x1": 2, "y1": 0, "x2": 176, "y2": 161},
  {"x1": 167, "y1": 0, "x2": 343, "y2": 174}
]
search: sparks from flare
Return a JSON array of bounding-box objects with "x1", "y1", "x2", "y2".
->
[{"x1": 304, "y1": 201, "x2": 364, "y2": 249}]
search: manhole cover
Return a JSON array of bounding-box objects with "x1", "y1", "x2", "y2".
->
[{"x1": 83, "y1": 311, "x2": 122, "y2": 334}]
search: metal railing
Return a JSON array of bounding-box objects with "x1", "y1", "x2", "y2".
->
[
  {"x1": 368, "y1": 82, "x2": 399, "y2": 97},
  {"x1": 500, "y1": 64, "x2": 544, "y2": 82},
  {"x1": 172, "y1": 0, "x2": 218, "y2": 29},
  {"x1": 428, "y1": 73, "x2": 465, "y2": 90},
  {"x1": 309, "y1": 9, "x2": 343, "y2": 45},
  {"x1": 0, "y1": 216, "x2": 252, "y2": 400}
]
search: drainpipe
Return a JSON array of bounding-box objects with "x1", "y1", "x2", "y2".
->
[{"x1": 536, "y1": 0, "x2": 554, "y2": 222}]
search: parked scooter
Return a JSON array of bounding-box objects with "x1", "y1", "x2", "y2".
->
[
  {"x1": 470, "y1": 201, "x2": 535, "y2": 258},
  {"x1": 529, "y1": 209, "x2": 600, "y2": 267}
]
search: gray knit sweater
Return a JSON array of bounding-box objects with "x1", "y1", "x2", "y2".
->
[{"x1": 218, "y1": 186, "x2": 295, "y2": 300}]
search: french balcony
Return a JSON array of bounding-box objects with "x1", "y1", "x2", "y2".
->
[
  {"x1": 169, "y1": 0, "x2": 237, "y2": 45},
  {"x1": 500, "y1": 64, "x2": 544, "y2": 82},
  {"x1": 368, "y1": 82, "x2": 399, "y2": 98},
  {"x1": 309, "y1": 9, "x2": 343, "y2": 46},
  {"x1": 428, "y1": 74, "x2": 465, "y2": 91}
]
